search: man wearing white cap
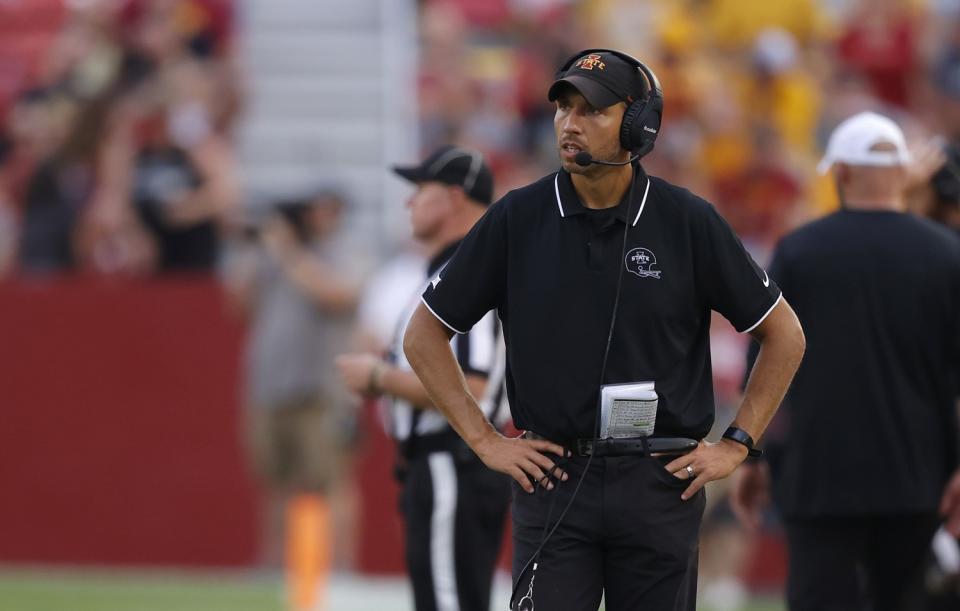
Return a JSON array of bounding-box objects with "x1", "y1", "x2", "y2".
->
[
  {"x1": 732, "y1": 111, "x2": 960, "y2": 610},
  {"x1": 815, "y1": 111, "x2": 912, "y2": 173}
]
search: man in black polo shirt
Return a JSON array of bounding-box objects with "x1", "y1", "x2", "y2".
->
[
  {"x1": 403, "y1": 49, "x2": 806, "y2": 610},
  {"x1": 731, "y1": 112, "x2": 960, "y2": 611},
  {"x1": 336, "y1": 145, "x2": 510, "y2": 611}
]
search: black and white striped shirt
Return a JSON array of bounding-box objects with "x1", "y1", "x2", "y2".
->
[{"x1": 386, "y1": 241, "x2": 508, "y2": 442}]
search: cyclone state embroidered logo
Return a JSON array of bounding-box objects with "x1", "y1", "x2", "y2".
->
[
  {"x1": 575, "y1": 54, "x2": 606, "y2": 71},
  {"x1": 625, "y1": 247, "x2": 661, "y2": 279}
]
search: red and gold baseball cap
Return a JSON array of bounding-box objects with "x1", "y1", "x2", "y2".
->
[{"x1": 548, "y1": 51, "x2": 647, "y2": 108}]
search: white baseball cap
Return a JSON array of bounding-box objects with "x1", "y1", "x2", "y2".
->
[{"x1": 817, "y1": 111, "x2": 911, "y2": 174}]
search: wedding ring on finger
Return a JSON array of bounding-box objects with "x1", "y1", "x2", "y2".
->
[{"x1": 685, "y1": 465, "x2": 695, "y2": 479}]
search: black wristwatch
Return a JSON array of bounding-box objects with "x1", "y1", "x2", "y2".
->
[{"x1": 722, "y1": 426, "x2": 763, "y2": 458}]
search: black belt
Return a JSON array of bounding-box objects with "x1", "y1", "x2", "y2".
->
[{"x1": 524, "y1": 431, "x2": 698, "y2": 458}]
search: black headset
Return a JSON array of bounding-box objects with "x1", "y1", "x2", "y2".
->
[{"x1": 556, "y1": 48, "x2": 664, "y2": 158}]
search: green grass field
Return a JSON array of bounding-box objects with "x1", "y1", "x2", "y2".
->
[
  {"x1": 0, "y1": 567, "x2": 785, "y2": 611},
  {"x1": 0, "y1": 569, "x2": 284, "y2": 611}
]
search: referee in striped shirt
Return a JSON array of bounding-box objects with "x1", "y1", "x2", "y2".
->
[{"x1": 337, "y1": 145, "x2": 510, "y2": 611}]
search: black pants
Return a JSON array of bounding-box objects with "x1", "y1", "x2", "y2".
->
[
  {"x1": 511, "y1": 455, "x2": 706, "y2": 611},
  {"x1": 784, "y1": 514, "x2": 941, "y2": 611},
  {"x1": 400, "y1": 450, "x2": 511, "y2": 611}
]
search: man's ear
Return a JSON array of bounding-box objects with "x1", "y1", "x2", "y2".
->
[
  {"x1": 447, "y1": 185, "x2": 468, "y2": 208},
  {"x1": 835, "y1": 163, "x2": 850, "y2": 186}
]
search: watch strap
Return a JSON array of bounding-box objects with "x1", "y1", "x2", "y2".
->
[{"x1": 722, "y1": 426, "x2": 763, "y2": 458}]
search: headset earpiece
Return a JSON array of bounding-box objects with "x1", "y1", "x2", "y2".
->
[
  {"x1": 620, "y1": 88, "x2": 662, "y2": 157},
  {"x1": 556, "y1": 48, "x2": 664, "y2": 158}
]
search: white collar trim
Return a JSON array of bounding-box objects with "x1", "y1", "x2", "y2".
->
[
  {"x1": 554, "y1": 173, "x2": 565, "y2": 217},
  {"x1": 631, "y1": 178, "x2": 651, "y2": 227},
  {"x1": 555, "y1": 173, "x2": 651, "y2": 224}
]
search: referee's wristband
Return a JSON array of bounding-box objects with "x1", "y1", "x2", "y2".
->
[{"x1": 722, "y1": 426, "x2": 763, "y2": 458}]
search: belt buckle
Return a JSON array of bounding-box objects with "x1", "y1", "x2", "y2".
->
[{"x1": 575, "y1": 439, "x2": 593, "y2": 456}]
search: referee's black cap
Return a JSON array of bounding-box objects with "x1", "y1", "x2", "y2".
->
[
  {"x1": 392, "y1": 145, "x2": 494, "y2": 206},
  {"x1": 548, "y1": 50, "x2": 647, "y2": 109}
]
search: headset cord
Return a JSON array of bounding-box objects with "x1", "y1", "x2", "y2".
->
[{"x1": 509, "y1": 167, "x2": 637, "y2": 610}]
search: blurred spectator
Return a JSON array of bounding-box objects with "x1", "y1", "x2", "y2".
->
[
  {"x1": 909, "y1": 141, "x2": 960, "y2": 235},
  {"x1": 705, "y1": 0, "x2": 830, "y2": 50},
  {"x1": 931, "y1": 12, "x2": 960, "y2": 142},
  {"x1": 9, "y1": 87, "x2": 100, "y2": 272},
  {"x1": 743, "y1": 27, "x2": 820, "y2": 153},
  {"x1": 78, "y1": 0, "x2": 239, "y2": 273},
  {"x1": 223, "y1": 189, "x2": 363, "y2": 611},
  {"x1": 712, "y1": 125, "x2": 804, "y2": 258},
  {"x1": 111, "y1": 97, "x2": 237, "y2": 271},
  {"x1": 0, "y1": 0, "x2": 239, "y2": 276},
  {"x1": 835, "y1": 0, "x2": 920, "y2": 109},
  {"x1": 930, "y1": 148, "x2": 960, "y2": 234}
]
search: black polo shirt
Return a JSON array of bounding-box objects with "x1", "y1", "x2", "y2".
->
[{"x1": 421, "y1": 164, "x2": 780, "y2": 442}]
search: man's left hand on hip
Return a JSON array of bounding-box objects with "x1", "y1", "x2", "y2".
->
[{"x1": 664, "y1": 439, "x2": 749, "y2": 501}]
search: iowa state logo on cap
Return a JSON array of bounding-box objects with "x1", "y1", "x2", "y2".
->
[{"x1": 575, "y1": 54, "x2": 606, "y2": 71}]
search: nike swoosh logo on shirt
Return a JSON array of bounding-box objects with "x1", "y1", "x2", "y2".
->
[{"x1": 762, "y1": 271, "x2": 770, "y2": 288}]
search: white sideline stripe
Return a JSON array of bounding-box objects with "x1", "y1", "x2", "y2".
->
[
  {"x1": 554, "y1": 174, "x2": 564, "y2": 217},
  {"x1": 743, "y1": 293, "x2": 783, "y2": 334},
  {"x1": 631, "y1": 178, "x2": 651, "y2": 226},
  {"x1": 420, "y1": 296, "x2": 467, "y2": 335},
  {"x1": 428, "y1": 453, "x2": 460, "y2": 611}
]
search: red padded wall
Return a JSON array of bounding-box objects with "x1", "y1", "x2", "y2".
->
[
  {"x1": 0, "y1": 277, "x2": 255, "y2": 565},
  {"x1": 0, "y1": 276, "x2": 408, "y2": 571}
]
